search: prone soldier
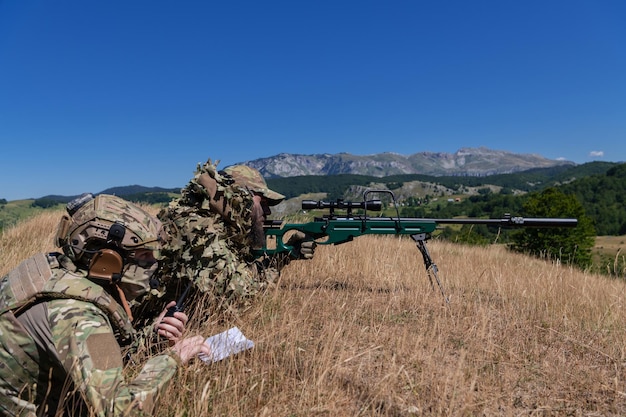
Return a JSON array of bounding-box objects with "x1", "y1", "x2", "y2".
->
[{"x1": 0, "y1": 194, "x2": 210, "y2": 416}]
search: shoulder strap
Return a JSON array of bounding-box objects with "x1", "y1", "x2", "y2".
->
[
  {"x1": 0, "y1": 253, "x2": 53, "y2": 314},
  {"x1": 1, "y1": 254, "x2": 135, "y2": 341}
]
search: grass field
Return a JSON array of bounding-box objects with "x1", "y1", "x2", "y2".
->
[
  {"x1": 1, "y1": 211, "x2": 625, "y2": 416},
  {"x1": 593, "y1": 235, "x2": 626, "y2": 277}
]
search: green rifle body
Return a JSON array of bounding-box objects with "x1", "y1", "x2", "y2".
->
[{"x1": 254, "y1": 212, "x2": 578, "y2": 259}]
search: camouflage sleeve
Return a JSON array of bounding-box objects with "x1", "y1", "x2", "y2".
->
[{"x1": 48, "y1": 298, "x2": 177, "y2": 416}]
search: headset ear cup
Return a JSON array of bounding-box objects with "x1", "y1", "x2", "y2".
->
[
  {"x1": 55, "y1": 214, "x2": 72, "y2": 248},
  {"x1": 89, "y1": 249, "x2": 124, "y2": 281}
]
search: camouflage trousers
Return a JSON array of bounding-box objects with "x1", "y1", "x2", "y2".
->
[
  {"x1": 0, "y1": 303, "x2": 86, "y2": 417},
  {"x1": 1, "y1": 314, "x2": 54, "y2": 416},
  {"x1": 0, "y1": 313, "x2": 38, "y2": 417}
]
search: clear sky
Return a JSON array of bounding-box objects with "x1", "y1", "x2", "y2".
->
[{"x1": 1, "y1": 1, "x2": 625, "y2": 201}]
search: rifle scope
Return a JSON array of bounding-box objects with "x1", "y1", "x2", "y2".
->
[{"x1": 301, "y1": 199, "x2": 383, "y2": 211}]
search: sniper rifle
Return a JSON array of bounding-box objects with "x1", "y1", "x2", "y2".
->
[{"x1": 253, "y1": 190, "x2": 578, "y2": 301}]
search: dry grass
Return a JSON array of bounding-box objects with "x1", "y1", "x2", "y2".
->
[
  {"x1": 594, "y1": 236, "x2": 626, "y2": 277},
  {"x1": 0, "y1": 210, "x2": 60, "y2": 275},
  {"x1": 2, "y1": 212, "x2": 626, "y2": 416}
]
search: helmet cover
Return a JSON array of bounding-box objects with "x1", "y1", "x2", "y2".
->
[
  {"x1": 222, "y1": 165, "x2": 285, "y2": 206},
  {"x1": 56, "y1": 194, "x2": 165, "y2": 263}
]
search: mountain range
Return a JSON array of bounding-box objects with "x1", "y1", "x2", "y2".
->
[
  {"x1": 13, "y1": 147, "x2": 573, "y2": 203},
  {"x1": 240, "y1": 147, "x2": 574, "y2": 178}
]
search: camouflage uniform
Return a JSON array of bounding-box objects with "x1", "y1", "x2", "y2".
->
[
  {"x1": 0, "y1": 195, "x2": 177, "y2": 417},
  {"x1": 0, "y1": 253, "x2": 177, "y2": 417}
]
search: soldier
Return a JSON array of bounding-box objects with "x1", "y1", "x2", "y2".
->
[
  {"x1": 153, "y1": 160, "x2": 316, "y2": 312},
  {"x1": 0, "y1": 193, "x2": 210, "y2": 417}
]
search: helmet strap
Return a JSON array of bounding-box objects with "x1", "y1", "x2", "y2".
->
[{"x1": 114, "y1": 284, "x2": 134, "y2": 322}]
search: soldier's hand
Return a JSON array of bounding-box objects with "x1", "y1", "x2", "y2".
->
[
  {"x1": 171, "y1": 335, "x2": 211, "y2": 365},
  {"x1": 286, "y1": 231, "x2": 317, "y2": 260},
  {"x1": 156, "y1": 301, "x2": 188, "y2": 345}
]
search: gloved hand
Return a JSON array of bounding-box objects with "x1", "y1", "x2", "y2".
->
[{"x1": 286, "y1": 231, "x2": 316, "y2": 260}]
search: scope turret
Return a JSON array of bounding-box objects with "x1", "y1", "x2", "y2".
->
[{"x1": 301, "y1": 199, "x2": 382, "y2": 212}]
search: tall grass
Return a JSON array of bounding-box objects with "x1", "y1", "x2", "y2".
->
[{"x1": 2, "y1": 212, "x2": 625, "y2": 416}]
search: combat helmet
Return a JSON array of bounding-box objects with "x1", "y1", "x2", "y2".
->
[
  {"x1": 55, "y1": 193, "x2": 165, "y2": 281},
  {"x1": 222, "y1": 165, "x2": 285, "y2": 206}
]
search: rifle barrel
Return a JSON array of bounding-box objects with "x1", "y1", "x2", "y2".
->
[
  {"x1": 397, "y1": 217, "x2": 578, "y2": 228},
  {"x1": 305, "y1": 216, "x2": 578, "y2": 228}
]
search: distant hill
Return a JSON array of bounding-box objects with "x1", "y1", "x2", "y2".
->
[
  {"x1": 239, "y1": 147, "x2": 575, "y2": 178},
  {"x1": 24, "y1": 186, "x2": 180, "y2": 211},
  {"x1": 34, "y1": 186, "x2": 181, "y2": 205},
  {"x1": 100, "y1": 185, "x2": 181, "y2": 196}
]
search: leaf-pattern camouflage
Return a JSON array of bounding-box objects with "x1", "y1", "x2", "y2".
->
[
  {"x1": 222, "y1": 164, "x2": 285, "y2": 205},
  {"x1": 153, "y1": 159, "x2": 279, "y2": 310}
]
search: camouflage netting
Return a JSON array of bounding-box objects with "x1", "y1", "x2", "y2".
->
[{"x1": 136, "y1": 159, "x2": 279, "y2": 320}]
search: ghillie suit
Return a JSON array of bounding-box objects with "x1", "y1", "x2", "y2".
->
[{"x1": 133, "y1": 159, "x2": 282, "y2": 324}]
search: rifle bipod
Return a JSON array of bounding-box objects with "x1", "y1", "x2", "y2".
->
[{"x1": 411, "y1": 233, "x2": 449, "y2": 303}]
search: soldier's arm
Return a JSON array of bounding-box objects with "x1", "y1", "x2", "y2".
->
[{"x1": 49, "y1": 299, "x2": 178, "y2": 416}]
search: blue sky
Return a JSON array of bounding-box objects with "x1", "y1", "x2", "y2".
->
[{"x1": 1, "y1": 1, "x2": 625, "y2": 201}]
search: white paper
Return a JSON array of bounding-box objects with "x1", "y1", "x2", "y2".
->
[{"x1": 200, "y1": 326, "x2": 255, "y2": 363}]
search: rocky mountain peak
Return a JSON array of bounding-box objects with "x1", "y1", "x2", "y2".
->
[{"x1": 240, "y1": 147, "x2": 573, "y2": 178}]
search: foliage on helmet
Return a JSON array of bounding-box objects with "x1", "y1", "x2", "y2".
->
[{"x1": 222, "y1": 164, "x2": 285, "y2": 205}]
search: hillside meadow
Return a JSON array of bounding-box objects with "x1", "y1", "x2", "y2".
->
[{"x1": 1, "y1": 210, "x2": 625, "y2": 416}]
